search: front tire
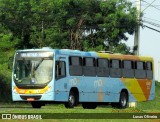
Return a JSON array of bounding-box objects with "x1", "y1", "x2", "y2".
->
[
  {"x1": 65, "y1": 91, "x2": 76, "y2": 108},
  {"x1": 31, "y1": 102, "x2": 42, "y2": 108}
]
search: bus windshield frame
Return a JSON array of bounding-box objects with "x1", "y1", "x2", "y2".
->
[{"x1": 13, "y1": 51, "x2": 54, "y2": 89}]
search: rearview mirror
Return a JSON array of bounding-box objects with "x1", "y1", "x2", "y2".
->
[{"x1": 8, "y1": 57, "x2": 13, "y2": 69}]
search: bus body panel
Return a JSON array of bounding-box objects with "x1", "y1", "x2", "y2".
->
[
  {"x1": 148, "y1": 79, "x2": 155, "y2": 100},
  {"x1": 12, "y1": 48, "x2": 155, "y2": 105}
]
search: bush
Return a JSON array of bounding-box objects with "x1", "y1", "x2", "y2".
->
[{"x1": 0, "y1": 72, "x2": 12, "y2": 102}]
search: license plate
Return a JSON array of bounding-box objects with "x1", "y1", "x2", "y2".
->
[{"x1": 27, "y1": 98, "x2": 35, "y2": 101}]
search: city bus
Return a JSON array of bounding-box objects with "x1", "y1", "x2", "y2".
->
[{"x1": 12, "y1": 47, "x2": 155, "y2": 109}]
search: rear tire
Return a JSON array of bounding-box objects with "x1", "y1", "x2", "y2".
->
[
  {"x1": 118, "y1": 92, "x2": 128, "y2": 109},
  {"x1": 65, "y1": 91, "x2": 76, "y2": 108}
]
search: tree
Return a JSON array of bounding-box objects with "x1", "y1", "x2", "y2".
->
[
  {"x1": 0, "y1": 23, "x2": 18, "y2": 102},
  {"x1": 0, "y1": 0, "x2": 137, "y2": 53},
  {"x1": 0, "y1": 0, "x2": 32, "y2": 48},
  {"x1": 0, "y1": 0, "x2": 55, "y2": 48},
  {"x1": 52, "y1": 0, "x2": 137, "y2": 52}
]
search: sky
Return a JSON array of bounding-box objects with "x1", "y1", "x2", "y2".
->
[{"x1": 126, "y1": 0, "x2": 160, "y2": 80}]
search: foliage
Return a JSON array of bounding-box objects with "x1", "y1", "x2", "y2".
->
[
  {"x1": 0, "y1": 0, "x2": 137, "y2": 52},
  {"x1": 0, "y1": 24, "x2": 18, "y2": 102}
]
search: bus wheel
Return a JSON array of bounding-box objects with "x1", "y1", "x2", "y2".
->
[
  {"x1": 65, "y1": 91, "x2": 75, "y2": 108},
  {"x1": 118, "y1": 92, "x2": 128, "y2": 109},
  {"x1": 82, "y1": 103, "x2": 97, "y2": 109},
  {"x1": 31, "y1": 102, "x2": 42, "y2": 108}
]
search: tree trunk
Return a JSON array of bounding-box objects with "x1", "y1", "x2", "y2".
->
[{"x1": 70, "y1": 18, "x2": 84, "y2": 50}]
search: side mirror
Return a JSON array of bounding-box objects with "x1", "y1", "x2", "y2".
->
[{"x1": 8, "y1": 57, "x2": 13, "y2": 69}]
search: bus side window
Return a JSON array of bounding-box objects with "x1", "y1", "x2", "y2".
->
[
  {"x1": 83, "y1": 57, "x2": 96, "y2": 76},
  {"x1": 122, "y1": 60, "x2": 134, "y2": 78},
  {"x1": 135, "y1": 61, "x2": 146, "y2": 79},
  {"x1": 56, "y1": 61, "x2": 66, "y2": 80},
  {"x1": 146, "y1": 62, "x2": 153, "y2": 79},
  {"x1": 97, "y1": 58, "x2": 109, "y2": 77},
  {"x1": 110, "y1": 59, "x2": 122, "y2": 78},
  {"x1": 69, "y1": 56, "x2": 82, "y2": 76}
]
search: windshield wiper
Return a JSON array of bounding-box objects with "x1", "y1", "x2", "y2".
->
[{"x1": 34, "y1": 58, "x2": 44, "y2": 71}]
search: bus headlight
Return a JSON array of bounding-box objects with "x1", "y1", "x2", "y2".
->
[{"x1": 13, "y1": 87, "x2": 18, "y2": 94}]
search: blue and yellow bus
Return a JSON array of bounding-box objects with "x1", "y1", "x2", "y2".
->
[{"x1": 12, "y1": 47, "x2": 155, "y2": 109}]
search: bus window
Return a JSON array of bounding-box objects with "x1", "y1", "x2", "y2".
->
[
  {"x1": 69, "y1": 56, "x2": 82, "y2": 76},
  {"x1": 69, "y1": 56, "x2": 82, "y2": 66},
  {"x1": 146, "y1": 62, "x2": 153, "y2": 79},
  {"x1": 110, "y1": 59, "x2": 122, "y2": 78},
  {"x1": 122, "y1": 60, "x2": 134, "y2": 78},
  {"x1": 56, "y1": 61, "x2": 66, "y2": 79},
  {"x1": 97, "y1": 58, "x2": 109, "y2": 77},
  {"x1": 83, "y1": 57, "x2": 96, "y2": 76},
  {"x1": 135, "y1": 61, "x2": 146, "y2": 79}
]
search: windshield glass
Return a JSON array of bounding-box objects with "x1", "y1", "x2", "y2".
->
[{"x1": 14, "y1": 58, "x2": 53, "y2": 85}]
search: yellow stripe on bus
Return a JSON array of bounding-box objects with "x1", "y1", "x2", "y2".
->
[
  {"x1": 121, "y1": 78, "x2": 146, "y2": 101},
  {"x1": 15, "y1": 86, "x2": 49, "y2": 94}
]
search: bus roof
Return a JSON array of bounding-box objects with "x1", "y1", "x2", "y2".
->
[
  {"x1": 16, "y1": 48, "x2": 153, "y2": 62},
  {"x1": 97, "y1": 52, "x2": 153, "y2": 62},
  {"x1": 58, "y1": 49, "x2": 153, "y2": 62}
]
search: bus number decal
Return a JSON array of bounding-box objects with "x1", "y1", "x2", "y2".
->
[
  {"x1": 94, "y1": 79, "x2": 104, "y2": 88},
  {"x1": 69, "y1": 78, "x2": 79, "y2": 86}
]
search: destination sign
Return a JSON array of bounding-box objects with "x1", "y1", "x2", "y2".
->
[{"x1": 16, "y1": 52, "x2": 53, "y2": 59}]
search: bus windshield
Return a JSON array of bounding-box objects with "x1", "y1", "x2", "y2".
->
[{"x1": 14, "y1": 58, "x2": 53, "y2": 86}]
